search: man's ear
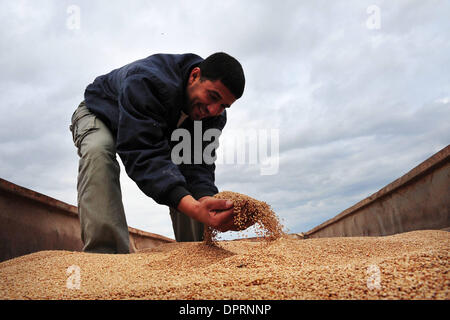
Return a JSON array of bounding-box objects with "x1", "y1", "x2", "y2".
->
[{"x1": 190, "y1": 67, "x2": 201, "y2": 83}]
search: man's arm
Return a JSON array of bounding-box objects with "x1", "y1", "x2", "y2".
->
[
  {"x1": 177, "y1": 112, "x2": 227, "y2": 199},
  {"x1": 175, "y1": 114, "x2": 239, "y2": 230}
]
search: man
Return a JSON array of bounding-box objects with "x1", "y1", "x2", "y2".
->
[{"x1": 70, "y1": 52, "x2": 249, "y2": 253}]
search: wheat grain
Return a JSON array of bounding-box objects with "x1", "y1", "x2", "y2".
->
[
  {"x1": 203, "y1": 191, "x2": 286, "y2": 245},
  {"x1": 0, "y1": 230, "x2": 448, "y2": 299}
]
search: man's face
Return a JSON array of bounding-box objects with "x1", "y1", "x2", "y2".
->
[{"x1": 186, "y1": 67, "x2": 236, "y2": 120}]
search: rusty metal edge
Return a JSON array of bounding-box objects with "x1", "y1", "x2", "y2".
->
[
  {"x1": 304, "y1": 144, "x2": 450, "y2": 237},
  {"x1": 0, "y1": 177, "x2": 175, "y2": 242},
  {"x1": 0, "y1": 178, "x2": 79, "y2": 216}
]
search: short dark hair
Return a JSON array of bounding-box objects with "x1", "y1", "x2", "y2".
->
[{"x1": 198, "y1": 52, "x2": 245, "y2": 99}]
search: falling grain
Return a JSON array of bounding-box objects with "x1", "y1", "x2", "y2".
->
[{"x1": 204, "y1": 191, "x2": 286, "y2": 245}]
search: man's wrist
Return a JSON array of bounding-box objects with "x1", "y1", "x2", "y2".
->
[
  {"x1": 167, "y1": 185, "x2": 191, "y2": 209},
  {"x1": 177, "y1": 195, "x2": 202, "y2": 222}
]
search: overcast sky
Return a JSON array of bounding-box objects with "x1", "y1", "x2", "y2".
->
[{"x1": 1, "y1": 0, "x2": 449, "y2": 240}]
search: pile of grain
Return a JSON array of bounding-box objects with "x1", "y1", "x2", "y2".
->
[
  {"x1": 0, "y1": 230, "x2": 448, "y2": 300},
  {"x1": 204, "y1": 191, "x2": 285, "y2": 245}
]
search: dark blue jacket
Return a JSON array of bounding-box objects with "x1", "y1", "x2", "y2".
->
[{"x1": 84, "y1": 53, "x2": 226, "y2": 208}]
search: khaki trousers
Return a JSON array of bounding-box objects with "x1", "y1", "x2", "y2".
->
[{"x1": 70, "y1": 101, "x2": 203, "y2": 253}]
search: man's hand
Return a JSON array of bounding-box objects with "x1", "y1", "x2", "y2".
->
[
  {"x1": 177, "y1": 195, "x2": 239, "y2": 232},
  {"x1": 199, "y1": 196, "x2": 255, "y2": 231}
]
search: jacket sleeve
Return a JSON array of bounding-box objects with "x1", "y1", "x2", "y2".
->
[
  {"x1": 116, "y1": 74, "x2": 191, "y2": 208},
  {"x1": 179, "y1": 162, "x2": 219, "y2": 200},
  {"x1": 178, "y1": 114, "x2": 226, "y2": 200}
]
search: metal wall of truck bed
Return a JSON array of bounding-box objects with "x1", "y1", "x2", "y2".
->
[
  {"x1": 305, "y1": 145, "x2": 450, "y2": 238},
  {"x1": 0, "y1": 178, "x2": 174, "y2": 262}
]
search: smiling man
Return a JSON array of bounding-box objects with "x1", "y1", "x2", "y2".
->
[{"x1": 69, "y1": 52, "x2": 246, "y2": 253}]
